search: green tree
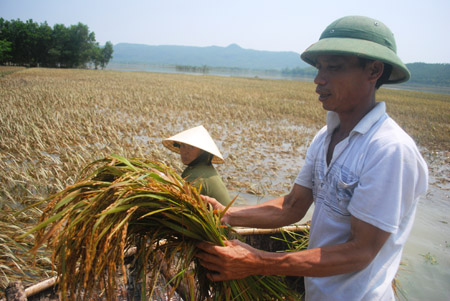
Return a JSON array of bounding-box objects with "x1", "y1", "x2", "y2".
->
[
  {"x1": 0, "y1": 39, "x2": 12, "y2": 63},
  {"x1": 100, "y1": 41, "x2": 113, "y2": 69},
  {"x1": 0, "y1": 18, "x2": 12, "y2": 63},
  {"x1": 90, "y1": 46, "x2": 101, "y2": 69},
  {"x1": 90, "y1": 41, "x2": 114, "y2": 69},
  {"x1": 0, "y1": 18, "x2": 111, "y2": 69},
  {"x1": 6, "y1": 19, "x2": 40, "y2": 66},
  {"x1": 49, "y1": 24, "x2": 70, "y2": 67},
  {"x1": 35, "y1": 22, "x2": 52, "y2": 66},
  {"x1": 65, "y1": 23, "x2": 97, "y2": 68}
]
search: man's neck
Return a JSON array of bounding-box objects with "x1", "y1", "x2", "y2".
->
[
  {"x1": 326, "y1": 98, "x2": 377, "y2": 166},
  {"x1": 337, "y1": 97, "x2": 376, "y2": 134}
]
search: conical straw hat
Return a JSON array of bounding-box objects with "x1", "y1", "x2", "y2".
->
[{"x1": 162, "y1": 125, "x2": 224, "y2": 164}]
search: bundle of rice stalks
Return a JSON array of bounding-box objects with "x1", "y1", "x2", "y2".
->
[{"x1": 22, "y1": 154, "x2": 298, "y2": 300}]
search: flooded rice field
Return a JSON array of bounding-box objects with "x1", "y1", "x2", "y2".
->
[{"x1": 0, "y1": 67, "x2": 449, "y2": 299}]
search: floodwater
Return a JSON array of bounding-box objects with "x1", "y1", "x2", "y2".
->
[
  {"x1": 231, "y1": 151, "x2": 450, "y2": 301},
  {"x1": 106, "y1": 62, "x2": 450, "y2": 95},
  {"x1": 106, "y1": 62, "x2": 313, "y2": 82},
  {"x1": 396, "y1": 152, "x2": 450, "y2": 300}
]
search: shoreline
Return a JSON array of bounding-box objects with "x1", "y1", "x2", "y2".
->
[{"x1": 105, "y1": 63, "x2": 450, "y2": 96}]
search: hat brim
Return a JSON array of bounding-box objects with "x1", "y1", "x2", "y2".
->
[
  {"x1": 301, "y1": 37, "x2": 410, "y2": 84},
  {"x1": 162, "y1": 139, "x2": 224, "y2": 164},
  {"x1": 162, "y1": 126, "x2": 225, "y2": 164}
]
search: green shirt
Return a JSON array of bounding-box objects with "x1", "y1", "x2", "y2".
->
[{"x1": 182, "y1": 162, "x2": 231, "y2": 206}]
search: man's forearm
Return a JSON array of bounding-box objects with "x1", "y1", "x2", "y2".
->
[
  {"x1": 224, "y1": 196, "x2": 292, "y2": 228},
  {"x1": 259, "y1": 242, "x2": 370, "y2": 277},
  {"x1": 225, "y1": 188, "x2": 311, "y2": 228},
  {"x1": 197, "y1": 234, "x2": 381, "y2": 282},
  {"x1": 258, "y1": 217, "x2": 391, "y2": 277}
]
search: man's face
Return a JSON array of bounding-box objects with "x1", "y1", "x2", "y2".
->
[
  {"x1": 313, "y1": 55, "x2": 372, "y2": 114},
  {"x1": 179, "y1": 143, "x2": 204, "y2": 165}
]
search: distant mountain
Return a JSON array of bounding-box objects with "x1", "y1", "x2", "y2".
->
[
  {"x1": 406, "y1": 63, "x2": 450, "y2": 87},
  {"x1": 111, "y1": 43, "x2": 308, "y2": 70},
  {"x1": 109, "y1": 43, "x2": 450, "y2": 93}
]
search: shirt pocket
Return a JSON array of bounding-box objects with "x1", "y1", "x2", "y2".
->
[
  {"x1": 336, "y1": 178, "x2": 358, "y2": 205},
  {"x1": 324, "y1": 176, "x2": 358, "y2": 222}
]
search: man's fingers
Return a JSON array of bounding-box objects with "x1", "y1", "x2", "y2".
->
[
  {"x1": 196, "y1": 244, "x2": 228, "y2": 281},
  {"x1": 196, "y1": 240, "x2": 254, "y2": 281},
  {"x1": 196, "y1": 242, "x2": 223, "y2": 267},
  {"x1": 200, "y1": 194, "x2": 224, "y2": 210},
  {"x1": 197, "y1": 257, "x2": 222, "y2": 273},
  {"x1": 200, "y1": 195, "x2": 210, "y2": 201},
  {"x1": 206, "y1": 271, "x2": 227, "y2": 282},
  {"x1": 196, "y1": 252, "x2": 221, "y2": 269},
  {"x1": 196, "y1": 241, "x2": 218, "y2": 253},
  {"x1": 200, "y1": 195, "x2": 216, "y2": 204}
]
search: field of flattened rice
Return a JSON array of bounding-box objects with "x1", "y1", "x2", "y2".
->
[{"x1": 0, "y1": 66, "x2": 449, "y2": 295}]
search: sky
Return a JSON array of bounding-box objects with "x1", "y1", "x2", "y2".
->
[{"x1": 1, "y1": 0, "x2": 449, "y2": 64}]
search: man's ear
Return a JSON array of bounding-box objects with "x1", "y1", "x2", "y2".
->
[{"x1": 368, "y1": 60, "x2": 384, "y2": 82}]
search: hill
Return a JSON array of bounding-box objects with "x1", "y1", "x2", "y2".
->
[
  {"x1": 110, "y1": 43, "x2": 450, "y2": 93},
  {"x1": 111, "y1": 43, "x2": 308, "y2": 70},
  {"x1": 406, "y1": 63, "x2": 450, "y2": 87}
]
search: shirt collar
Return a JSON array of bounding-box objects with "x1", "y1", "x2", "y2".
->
[{"x1": 326, "y1": 102, "x2": 386, "y2": 136}]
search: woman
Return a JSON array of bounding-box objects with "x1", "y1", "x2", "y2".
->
[{"x1": 162, "y1": 125, "x2": 231, "y2": 206}]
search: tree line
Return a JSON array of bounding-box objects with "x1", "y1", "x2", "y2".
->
[
  {"x1": 175, "y1": 65, "x2": 209, "y2": 74},
  {"x1": 406, "y1": 63, "x2": 450, "y2": 87},
  {"x1": 281, "y1": 66, "x2": 317, "y2": 78},
  {"x1": 0, "y1": 18, "x2": 113, "y2": 69}
]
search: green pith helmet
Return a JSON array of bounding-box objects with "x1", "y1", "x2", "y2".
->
[{"x1": 301, "y1": 16, "x2": 410, "y2": 84}]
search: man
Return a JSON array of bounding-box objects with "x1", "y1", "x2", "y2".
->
[{"x1": 196, "y1": 16, "x2": 428, "y2": 300}]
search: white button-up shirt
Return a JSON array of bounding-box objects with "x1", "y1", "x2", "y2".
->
[{"x1": 295, "y1": 102, "x2": 428, "y2": 300}]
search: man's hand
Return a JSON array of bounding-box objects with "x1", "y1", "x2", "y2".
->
[
  {"x1": 200, "y1": 195, "x2": 231, "y2": 224},
  {"x1": 196, "y1": 240, "x2": 262, "y2": 281},
  {"x1": 200, "y1": 195, "x2": 224, "y2": 211}
]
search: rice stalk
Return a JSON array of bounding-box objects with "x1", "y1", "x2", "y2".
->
[
  {"x1": 272, "y1": 228, "x2": 310, "y2": 252},
  {"x1": 0, "y1": 219, "x2": 54, "y2": 290},
  {"x1": 23, "y1": 154, "x2": 299, "y2": 300}
]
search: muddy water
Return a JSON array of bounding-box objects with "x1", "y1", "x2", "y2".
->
[{"x1": 396, "y1": 158, "x2": 450, "y2": 301}]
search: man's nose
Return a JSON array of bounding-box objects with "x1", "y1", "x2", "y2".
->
[{"x1": 314, "y1": 69, "x2": 326, "y2": 86}]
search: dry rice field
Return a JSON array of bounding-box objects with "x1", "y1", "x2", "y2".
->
[{"x1": 0, "y1": 66, "x2": 449, "y2": 295}]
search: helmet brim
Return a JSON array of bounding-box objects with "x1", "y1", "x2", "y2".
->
[{"x1": 301, "y1": 37, "x2": 410, "y2": 84}]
